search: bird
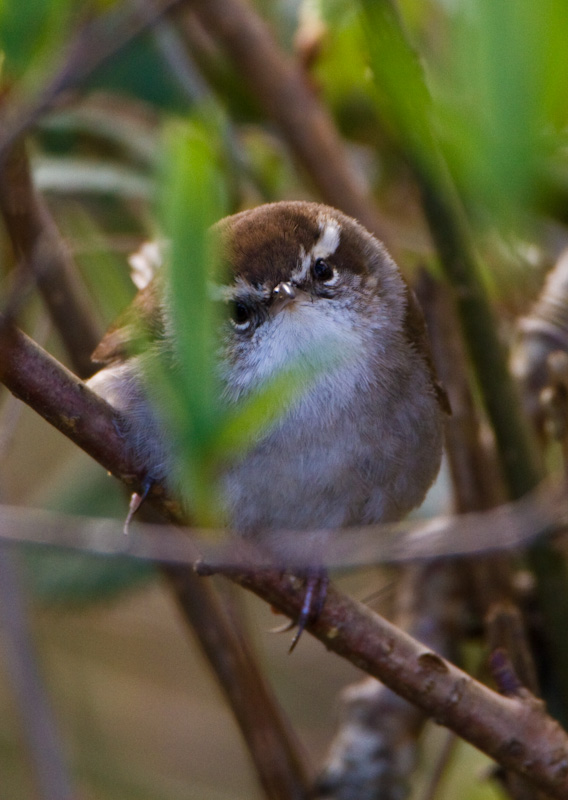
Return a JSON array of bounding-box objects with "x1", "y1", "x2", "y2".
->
[{"x1": 87, "y1": 201, "x2": 449, "y2": 643}]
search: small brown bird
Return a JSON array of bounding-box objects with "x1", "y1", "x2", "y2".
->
[{"x1": 88, "y1": 202, "x2": 448, "y2": 639}]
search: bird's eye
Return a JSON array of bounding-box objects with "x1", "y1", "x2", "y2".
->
[
  {"x1": 230, "y1": 300, "x2": 253, "y2": 330},
  {"x1": 313, "y1": 258, "x2": 336, "y2": 284}
]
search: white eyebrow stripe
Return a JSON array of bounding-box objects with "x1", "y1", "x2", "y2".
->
[
  {"x1": 312, "y1": 217, "x2": 341, "y2": 260},
  {"x1": 291, "y1": 217, "x2": 342, "y2": 283}
]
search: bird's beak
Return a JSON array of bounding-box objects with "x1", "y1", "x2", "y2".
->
[{"x1": 271, "y1": 281, "x2": 301, "y2": 315}]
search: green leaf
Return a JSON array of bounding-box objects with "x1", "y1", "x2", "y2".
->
[
  {"x1": 431, "y1": 0, "x2": 568, "y2": 230},
  {"x1": 0, "y1": 0, "x2": 75, "y2": 83},
  {"x1": 149, "y1": 115, "x2": 229, "y2": 523},
  {"x1": 212, "y1": 366, "x2": 311, "y2": 459},
  {"x1": 360, "y1": 0, "x2": 436, "y2": 173},
  {"x1": 158, "y1": 116, "x2": 227, "y2": 443}
]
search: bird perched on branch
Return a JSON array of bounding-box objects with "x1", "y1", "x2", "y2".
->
[{"x1": 87, "y1": 201, "x2": 449, "y2": 643}]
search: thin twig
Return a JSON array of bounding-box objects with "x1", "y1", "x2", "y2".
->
[
  {"x1": 0, "y1": 545, "x2": 75, "y2": 800},
  {"x1": 0, "y1": 139, "x2": 102, "y2": 377},
  {"x1": 0, "y1": 479, "x2": 566, "y2": 566}
]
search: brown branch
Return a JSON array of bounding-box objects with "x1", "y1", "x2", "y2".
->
[
  {"x1": 224, "y1": 566, "x2": 568, "y2": 799},
  {"x1": 0, "y1": 321, "x2": 138, "y2": 481},
  {"x1": 164, "y1": 563, "x2": 309, "y2": 800},
  {"x1": 2, "y1": 321, "x2": 568, "y2": 797},
  {"x1": 0, "y1": 139, "x2": 102, "y2": 377},
  {"x1": 188, "y1": 0, "x2": 391, "y2": 245}
]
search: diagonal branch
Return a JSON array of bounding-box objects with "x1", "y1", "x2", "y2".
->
[{"x1": 2, "y1": 319, "x2": 568, "y2": 798}]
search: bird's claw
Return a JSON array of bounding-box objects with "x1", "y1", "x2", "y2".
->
[
  {"x1": 123, "y1": 477, "x2": 155, "y2": 535},
  {"x1": 288, "y1": 569, "x2": 329, "y2": 653}
]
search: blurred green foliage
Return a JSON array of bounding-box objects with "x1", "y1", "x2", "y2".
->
[
  {"x1": 86, "y1": 34, "x2": 190, "y2": 113},
  {"x1": 2, "y1": 1, "x2": 568, "y2": 797},
  {"x1": 360, "y1": 0, "x2": 568, "y2": 235},
  {"x1": 431, "y1": 0, "x2": 568, "y2": 230},
  {"x1": 0, "y1": 0, "x2": 75, "y2": 81}
]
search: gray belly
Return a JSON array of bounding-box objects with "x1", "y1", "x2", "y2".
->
[
  {"x1": 224, "y1": 398, "x2": 443, "y2": 536},
  {"x1": 88, "y1": 361, "x2": 443, "y2": 540}
]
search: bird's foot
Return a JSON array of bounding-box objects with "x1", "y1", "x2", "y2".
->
[
  {"x1": 288, "y1": 568, "x2": 328, "y2": 653},
  {"x1": 123, "y1": 477, "x2": 155, "y2": 535}
]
